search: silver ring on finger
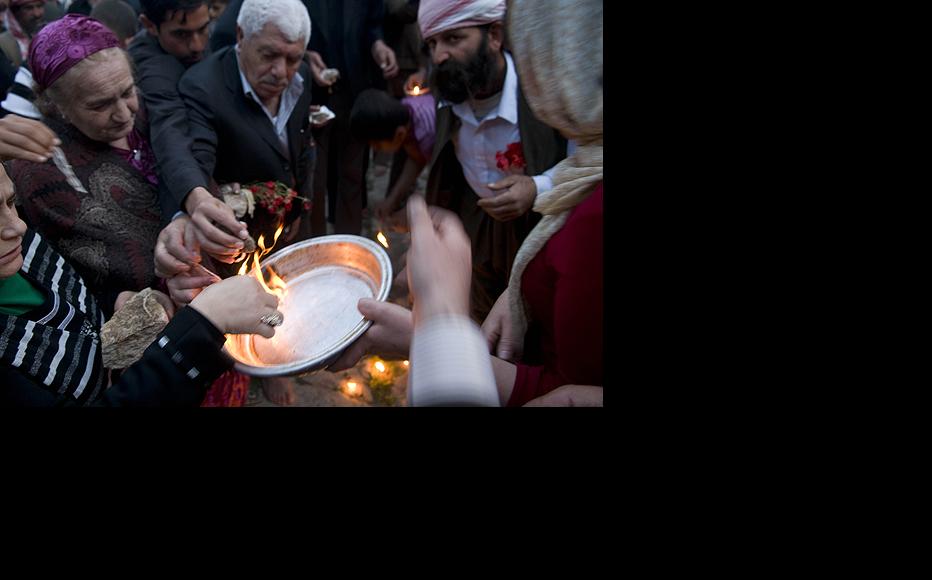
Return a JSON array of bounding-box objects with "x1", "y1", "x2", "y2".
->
[{"x1": 260, "y1": 311, "x2": 284, "y2": 327}]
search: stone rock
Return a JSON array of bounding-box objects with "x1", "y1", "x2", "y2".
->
[{"x1": 100, "y1": 288, "x2": 169, "y2": 369}]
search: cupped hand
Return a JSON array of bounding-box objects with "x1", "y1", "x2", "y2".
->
[
  {"x1": 477, "y1": 175, "x2": 537, "y2": 221},
  {"x1": 327, "y1": 298, "x2": 414, "y2": 372}
]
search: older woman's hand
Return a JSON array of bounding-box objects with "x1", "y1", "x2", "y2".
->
[
  {"x1": 0, "y1": 116, "x2": 60, "y2": 163},
  {"x1": 154, "y1": 215, "x2": 200, "y2": 278},
  {"x1": 190, "y1": 275, "x2": 281, "y2": 338}
]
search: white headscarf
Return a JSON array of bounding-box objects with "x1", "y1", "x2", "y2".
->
[
  {"x1": 418, "y1": 0, "x2": 506, "y2": 40},
  {"x1": 505, "y1": 0, "x2": 603, "y2": 343}
]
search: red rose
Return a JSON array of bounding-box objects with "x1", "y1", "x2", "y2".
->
[{"x1": 495, "y1": 142, "x2": 525, "y2": 172}]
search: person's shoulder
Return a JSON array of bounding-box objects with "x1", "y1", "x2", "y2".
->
[
  {"x1": 127, "y1": 31, "x2": 157, "y2": 59},
  {"x1": 561, "y1": 183, "x2": 603, "y2": 236},
  {"x1": 179, "y1": 47, "x2": 233, "y2": 91}
]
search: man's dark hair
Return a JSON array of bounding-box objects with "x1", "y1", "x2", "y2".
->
[
  {"x1": 139, "y1": 0, "x2": 208, "y2": 28},
  {"x1": 91, "y1": 0, "x2": 139, "y2": 43},
  {"x1": 350, "y1": 89, "x2": 411, "y2": 142}
]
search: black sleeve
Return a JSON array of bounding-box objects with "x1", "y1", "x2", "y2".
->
[
  {"x1": 133, "y1": 47, "x2": 210, "y2": 219},
  {"x1": 0, "y1": 52, "x2": 16, "y2": 101},
  {"x1": 93, "y1": 306, "x2": 233, "y2": 407},
  {"x1": 177, "y1": 73, "x2": 220, "y2": 190},
  {"x1": 1, "y1": 307, "x2": 232, "y2": 407},
  {"x1": 365, "y1": 0, "x2": 386, "y2": 49}
]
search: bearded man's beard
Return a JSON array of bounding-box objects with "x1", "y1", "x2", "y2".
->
[{"x1": 430, "y1": 34, "x2": 497, "y2": 104}]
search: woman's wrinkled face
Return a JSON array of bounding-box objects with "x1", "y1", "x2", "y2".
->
[
  {"x1": 54, "y1": 49, "x2": 139, "y2": 144},
  {"x1": 0, "y1": 164, "x2": 28, "y2": 280}
]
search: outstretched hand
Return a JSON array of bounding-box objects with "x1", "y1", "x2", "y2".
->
[
  {"x1": 185, "y1": 186, "x2": 248, "y2": 263},
  {"x1": 406, "y1": 195, "x2": 472, "y2": 322},
  {"x1": 327, "y1": 298, "x2": 414, "y2": 372},
  {"x1": 154, "y1": 215, "x2": 200, "y2": 278},
  {"x1": 190, "y1": 275, "x2": 281, "y2": 338}
]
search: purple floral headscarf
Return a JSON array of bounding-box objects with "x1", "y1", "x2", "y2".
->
[{"x1": 28, "y1": 14, "x2": 121, "y2": 91}]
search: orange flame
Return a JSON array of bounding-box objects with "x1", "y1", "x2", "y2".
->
[
  {"x1": 238, "y1": 222, "x2": 288, "y2": 301},
  {"x1": 412, "y1": 85, "x2": 421, "y2": 96},
  {"x1": 377, "y1": 231, "x2": 389, "y2": 248},
  {"x1": 345, "y1": 381, "x2": 359, "y2": 396},
  {"x1": 374, "y1": 361, "x2": 386, "y2": 373}
]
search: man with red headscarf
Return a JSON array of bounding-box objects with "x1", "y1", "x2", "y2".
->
[
  {"x1": 419, "y1": 0, "x2": 567, "y2": 323},
  {"x1": 0, "y1": 0, "x2": 46, "y2": 67}
]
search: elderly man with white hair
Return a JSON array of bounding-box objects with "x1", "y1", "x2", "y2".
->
[
  {"x1": 419, "y1": 0, "x2": 568, "y2": 323},
  {"x1": 175, "y1": 0, "x2": 316, "y2": 405}
]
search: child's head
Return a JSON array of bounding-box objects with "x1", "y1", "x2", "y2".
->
[{"x1": 350, "y1": 89, "x2": 411, "y2": 152}]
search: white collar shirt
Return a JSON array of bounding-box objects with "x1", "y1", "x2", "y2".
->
[
  {"x1": 236, "y1": 47, "x2": 304, "y2": 152},
  {"x1": 444, "y1": 51, "x2": 559, "y2": 199}
]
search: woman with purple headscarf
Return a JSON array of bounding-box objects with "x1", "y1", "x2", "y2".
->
[
  {"x1": 8, "y1": 14, "x2": 161, "y2": 306},
  {"x1": 4, "y1": 14, "x2": 252, "y2": 406}
]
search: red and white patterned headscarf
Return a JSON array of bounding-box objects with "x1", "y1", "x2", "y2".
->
[{"x1": 417, "y1": 0, "x2": 506, "y2": 40}]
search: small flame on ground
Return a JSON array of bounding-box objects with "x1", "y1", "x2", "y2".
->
[
  {"x1": 377, "y1": 231, "x2": 389, "y2": 248},
  {"x1": 402, "y1": 360, "x2": 409, "y2": 367},
  {"x1": 374, "y1": 361, "x2": 386, "y2": 373},
  {"x1": 346, "y1": 381, "x2": 359, "y2": 395}
]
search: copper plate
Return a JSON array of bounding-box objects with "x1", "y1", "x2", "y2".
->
[{"x1": 224, "y1": 235, "x2": 392, "y2": 376}]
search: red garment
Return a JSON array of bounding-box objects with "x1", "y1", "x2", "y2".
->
[
  {"x1": 200, "y1": 370, "x2": 251, "y2": 407},
  {"x1": 508, "y1": 183, "x2": 603, "y2": 407}
]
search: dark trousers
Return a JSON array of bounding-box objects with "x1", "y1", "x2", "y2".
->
[
  {"x1": 458, "y1": 192, "x2": 540, "y2": 323},
  {"x1": 309, "y1": 88, "x2": 367, "y2": 235}
]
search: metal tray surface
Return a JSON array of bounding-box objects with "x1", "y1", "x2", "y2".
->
[{"x1": 224, "y1": 235, "x2": 392, "y2": 376}]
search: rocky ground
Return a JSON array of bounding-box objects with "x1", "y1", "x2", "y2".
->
[{"x1": 246, "y1": 150, "x2": 421, "y2": 407}]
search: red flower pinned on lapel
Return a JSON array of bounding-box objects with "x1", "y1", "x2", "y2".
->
[{"x1": 495, "y1": 142, "x2": 526, "y2": 173}]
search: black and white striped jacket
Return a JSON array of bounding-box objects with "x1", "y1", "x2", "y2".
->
[{"x1": 2, "y1": 230, "x2": 232, "y2": 406}]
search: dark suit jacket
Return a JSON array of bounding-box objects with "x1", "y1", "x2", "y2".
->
[
  {"x1": 211, "y1": 0, "x2": 385, "y2": 101},
  {"x1": 129, "y1": 31, "x2": 207, "y2": 221},
  {"x1": 178, "y1": 46, "x2": 314, "y2": 235}
]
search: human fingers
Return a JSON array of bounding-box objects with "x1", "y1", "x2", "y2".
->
[
  {"x1": 148, "y1": 289, "x2": 176, "y2": 318},
  {"x1": 198, "y1": 201, "x2": 248, "y2": 241},
  {"x1": 326, "y1": 338, "x2": 369, "y2": 372},
  {"x1": 164, "y1": 223, "x2": 198, "y2": 265},
  {"x1": 406, "y1": 194, "x2": 435, "y2": 241},
  {"x1": 190, "y1": 213, "x2": 244, "y2": 250},
  {"x1": 486, "y1": 175, "x2": 520, "y2": 191},
  {"x1": 0, "y1": 116, "x2": 60, "y2": 155},
  {"x1": 154, "y1": 245, "x2": 190, "y2": 278}
]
